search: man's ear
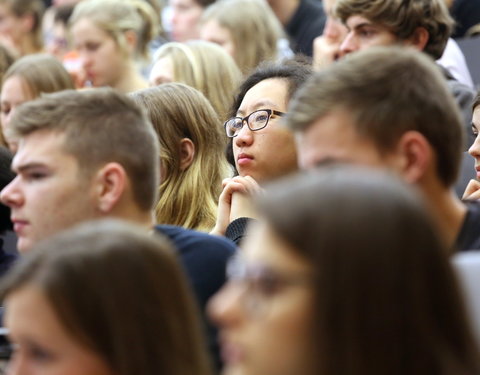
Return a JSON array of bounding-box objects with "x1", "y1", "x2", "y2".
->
[
  {"x1": 395, "y1": 130, "x2": 431, "y2": 184},
  {"x1": 93, "y1": 163, "x2": 127, "y2": 213},
  {"x1": 404, "y1": 27, "x2": 429, "y2": 52},
  {"x1": 179, "y1": 138, "x2": 195, "y2": 171}
]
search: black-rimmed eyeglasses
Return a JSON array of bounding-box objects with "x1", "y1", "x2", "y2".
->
[{"x1": 224, "y1": 109, "x2": 286, "y2": 138}]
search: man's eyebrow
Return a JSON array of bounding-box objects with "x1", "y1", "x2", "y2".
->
[{"x1": 13, "y1": 162, "x2": 47, "y2": 173}]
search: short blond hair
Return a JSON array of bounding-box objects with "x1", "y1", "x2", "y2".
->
[{"x1": 334, "y1": 0, "x2": 454, "y2": 59}]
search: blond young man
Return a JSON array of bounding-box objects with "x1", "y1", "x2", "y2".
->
[{"x1": 286, "y1": 47, "x2": 480, "y2": 252}]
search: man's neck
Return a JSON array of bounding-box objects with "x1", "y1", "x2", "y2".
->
[{"x1": 422, "y1": 184, "x2": 467, "y2": 253}]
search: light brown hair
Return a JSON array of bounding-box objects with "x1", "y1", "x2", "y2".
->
[
  {"x1": 286, "y1": 47, "x2": 463, "y2": 187},
  {"x1": 258, "y1": 166, "x2": 480, "y2": 375},
  {"x1": 130, "y1": 83, "x2": 230, "y2": 231},
  {"x1": 7, "y1": 88, "x2": 159, "y2": 211},
  {"x1": 0, "y1": 219, "x2": 213, "y2": 375},
  {"x1": 334, "y1": 0, "x2": 454, "y2": 59}
]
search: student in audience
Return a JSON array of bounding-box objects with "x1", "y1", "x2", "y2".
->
[
  {"x1": 130, "y1": 83, "x2": 231, "y2": 232},
  {"x1": 149, "y1": 41, "x2": 241, "y2": 119},
  {"x1": 334, "y1": 0, "x2": 476, "y2": 149},
  {"x1": 0, "y1": 88, "x2": 236, "y2": 369},
  {"x1": 465, "y1": 94, "x2": 480, "y2": 200},
  {"x1": 0, "y1": 53, "x2": 74, "y2": 151},
  {"x1": 1, "y1": 219, "x2": 213, "y2": 375},
  {"x1": 69, "y1": 0, "x2": 159, "y2": 92},
  {"x1": 0, "y1": 0, "x2": 44, "y2": 57},
  {"x1": 199, "y1": 0, "x2": 285, "y2": 76},
  {"x1": 168, "y1": 0, "x2": 215, "y2": 42},
  {"x1": 211, "y1": 60, "x2": 312, "y2": 243},
  {"x1": 287, "y1": 47, "x2": 480, "y2": 252},
  {"x1": 209, "y1": 167, "x2": 480, "y2": 375}
]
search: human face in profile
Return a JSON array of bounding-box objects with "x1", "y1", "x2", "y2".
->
[
  {"x1": 468, "y1": 106, "x2": 480, "y2": 179},
  {"x1": 231, "y1": 78, "x2": 298, "y2": 183},
  {"x1": 208, "y1": 221, "x2": 315, "y2": 375},
  {"x1": 0, "y1": 131, "x2": 98, "y2": 252},
  {"x1": 5, "y1": 285, "x2": 115, "y2": 375}
]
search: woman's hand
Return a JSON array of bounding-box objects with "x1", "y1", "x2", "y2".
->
[{"x1": 463, "y1": 179, "x2": 480, "y2": 200}]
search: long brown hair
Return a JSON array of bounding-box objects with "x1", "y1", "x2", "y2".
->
[
  {"x1": 258, "y1": 166, "x2": 480, "y2": 375},
  {"x1": 1, "y1": 219, "x2": 213, "y2": 375}
]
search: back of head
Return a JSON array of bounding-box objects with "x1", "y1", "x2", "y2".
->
[
  {"x1": 201, "y1": 0, "x2": 284, "y2": 75},
  {"x1": 3, "y1": 53, "x2": 74, "y2": 97},
  {"x1": 0, "y1": 219, "x2": 213, "y2": 375},
  {"x1": 287, "y1": 46, "x2": 463, "y2": 187},
  {"x1": 154, "y1": 41, "x2": 241, "y2": 119},
  {"x1": 70, "y1": 0, "x2": 159, "y2": 60},
  {"x1": 8, "y1": 88, "x2": 159, "y2": 212},
  {"x1": 258, "y1": 166, "x2": 480, "y2": 375},
  {"x1": 130, "y1": 83, "x2": 229, "y2": 230},
  {"x1": 334, "y1": 0, "x2": 454, "y2": 59}
]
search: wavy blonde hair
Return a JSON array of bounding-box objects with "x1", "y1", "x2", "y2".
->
[
  {"x1": 130, "y1": 83, "x2": 231, "y2": 231},
  {"x1": 153, "y1": 41, "x2": 241, "y2": 120},
  {"x1": 201, "y1": 0, "x2": 284, "y2": 75}
]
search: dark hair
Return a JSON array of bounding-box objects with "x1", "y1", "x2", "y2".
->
[
  {"x1": 226, "y1": 59, "x2": 313, "y2": 168},
  {"x1": 0, "y1": 146, "x2": 14, "y2": 233},
  {"x1": 473, "y1": 92, "x2": 480, "y2": 111},
  {"x1": 257, "y1": 166, "x2": 480, "y2": 375},
  {"x1": 0, "y1": 219, "x2": 213, "y2": 375}
]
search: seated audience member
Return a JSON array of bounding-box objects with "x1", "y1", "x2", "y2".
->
[
  {"x1": 0, "y1": 88, "x2": 236, "y2": 369},
  {"x1": 211, "y1": 60, "x2": 312, "y2": 244},
  {"x1": 168, "y1": 0, "x2": 215, "y2": 42},
  {"x1": 44, "y1": 4, "x2": 74, "y2": 61},
  {"x1": 334, "y1": 0, "x2": 476, "y2": 149},
  {"x1": 0, "y1": 146, "x2": 15, "y2": 277},
  {"x1": 465, "y1": 94, "x2": 480, "y2": 200},
  {"x1": 1, "y1": 219, "x2": 213, "y2": 375},
  {"x1": 209, "y1": 167, "x2": 480, "y2": 375},
  {"x1": 199, "y1": 0, "x2": 287, "y2": 76},
  {"x1": 266, "y1": 0, "x2": 325, "y2": 57},
  {"x1": 0, "y1": 53, "x2": 74, "y2": 152},
  {"x1": 149, "y1": 41, "x2": 241, "y2": 120},
  {"x1": 130, "y1": 83, "x2": 231, "y2": 232},
  {"x1": 69, "y1": 0, "x2": 159, "y2": 92},
  {"x1": 312, "y1": 0, "x2": 347, "y2": 70},
  {"x1": 287, "y1": 47, "x2": 480, "y2": 252},
  {"x1": 0, "y1": 0, "x2": 44, "y2": 57},
  {"x1": 448, "y1": 0, "x2": 480, "y2": 38}
]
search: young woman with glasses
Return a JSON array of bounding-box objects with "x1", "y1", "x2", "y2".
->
[
  {"x1": 209, "y1": 166, "x2": 480, "y2": 375},
  {"x1": 211, "y1": 59, "x2": 312, "y2": 243}
]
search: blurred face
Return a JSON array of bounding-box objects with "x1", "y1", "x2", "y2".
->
[
  {"x1": 231, "y1": 78, "x2": 298, "y2": 183},
  {"x1": 340, "y1": 15, "x2": 399, "y2": 55},
  {"x1": 0, "y1": 75, "x2": 34, "y2": 151},
  {"x1": 0, "y1": 131, "x2": 98, "y2": 252},
  {"x1": 208, "y1": 221, "x2": 315, "y2": 375},
  {"x1": 5, "y1": 285, "x2": 114, "y2": 375},
  {"x1": 148, "y1": 56, "x2": 174, "y2": 86},
  {"x1": 0, "y1": 3, "x2": 29, "y2": 48},
  {"x1": 296, "y1": 109, "x2": 399, "y2": 170},
  {"x1": 71, "y1": 18, "x2": 126, "y2": 88},
  {"x1": 322, "y1": 0, "x2": 348, "y2": 44},
  {"x1": 200, "y1": 19, "x2": 235, "y2": 58},
  {"x1": 169, "y1": 0, "x2": 204, "y2": 42},
  {"x1": 468, "y1": 106, "x2": 480, "y2": 179}
]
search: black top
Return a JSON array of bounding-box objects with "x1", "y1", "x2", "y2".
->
[
  {"x1": 286, "y1": 0, "x2": 326, "y2": 56},
  {"x1": 456, "y1": 200, "x2": 480, "y2": 251},
  {"x1": 451, "y1": 0, "x2": 480, "y2": 38},
  {"x1": 155, "y1": 225, "x2": 237, "y2": 371}
]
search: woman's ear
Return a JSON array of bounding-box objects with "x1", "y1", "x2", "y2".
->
[
  {"x1": 179, "y1": 138, "x2": 195, "y2": 171},
  {"x1": 124, "y1": 30, "x2": 138, "y2": 54},
  {"x1": 395, "y1": 131, "x2": 431, "y2": 184},
  {"x1": 20, "y1": 13, "x2": 35, "y2": 33}
]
